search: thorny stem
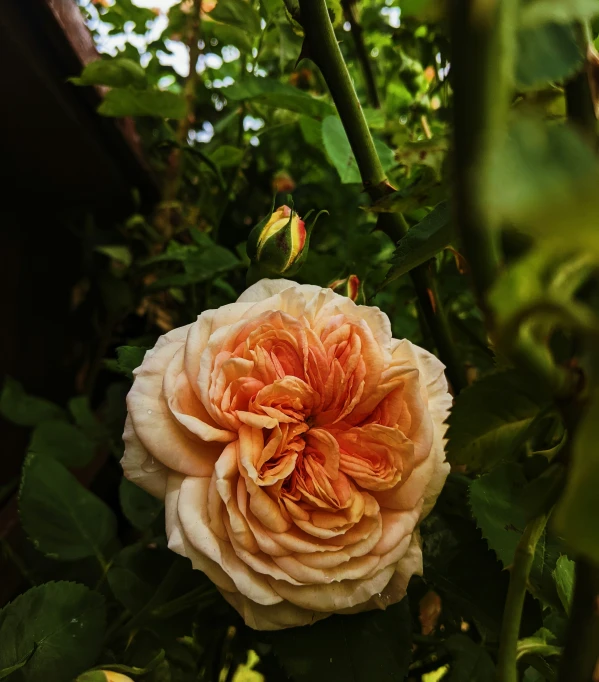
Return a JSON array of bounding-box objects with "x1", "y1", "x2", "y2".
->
[
  {"x1": 497, "y1": 513, "x2": 549, "y2": 682},
  {"x1": 297, "y1": 0, "x2": 466, "y2": 392}
]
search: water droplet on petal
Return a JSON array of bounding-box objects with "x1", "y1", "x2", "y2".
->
[{"x1": 147, "y1": 409, "x2": 152, "y2": 414}]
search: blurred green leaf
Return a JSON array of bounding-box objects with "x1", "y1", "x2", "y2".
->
[
  {"x1": 28, "y1": 421, "x2": 96, "y2": 468},
  {"x1": 106, "y1": 346, "x2": 147, "y2": 379},
  {"x1": 520, "y1": 0, "x2": 599, "y2": 27},
  {"x1": 120, "y1": 477, "x2": 164, "y2": 531},
  {"x1": 20, "y1": 454, "x2": 117, "y2": 562},
  {"x1": 95, "y1": 245, "x2": 133, "y2": 267},
  {"x1": 553, "y1": 555, "x2": 575, "y2": 613},
  {"x1": 516, "y1": 22, "x2": 582, "y2": 88},
  {"x1": 210, "y1": 145, "x2": 245, "y2": 168},
  {"x1": 446, "y1": 370, "x2": 548, "y2": 471},
  {"x1": 0, "y1": 582, "x2": 105, "y2": 682},
  {"x1": 554, "y1": 394, "x2": 599, "y2": 564},
  {"x1": 98, "y1": 88, "x2": 186, "y2": 118},
  {"x1": 72, "y1": 57, "x2": 147, "y2": 88},
  {"x1": 68, "y1": 397, "x2": 108, "y2": 443},
  {"x1": 0, "y1": 377, "x2": 66, "y2": 427}
]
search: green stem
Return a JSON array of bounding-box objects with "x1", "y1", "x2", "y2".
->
[
  {"x1": 565, "y1": 22, "x2": 597, "y2": 146},
  {"x1": 450, "y1": 0, "x2": 519, "y2": 305},
  {"x1": 297, "y1": 0, "x2": 387, "y2": 198},
  {"x1": 497, "y1": 513, "x2": 549, "y2": 682},
  {"x1": 558, "y1": 559, "x2": 599, "y2": 682},
  {"x1": 298, "y1": 0, "x2": 465, "y2": 392}
]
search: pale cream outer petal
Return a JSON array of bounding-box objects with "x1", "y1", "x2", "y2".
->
[
  {"x1": 121, "y1": 415, "x2": 168, "y2": 500},
  {"x1": 219, "y1": 590, "x2": 330, "y2": 630}
]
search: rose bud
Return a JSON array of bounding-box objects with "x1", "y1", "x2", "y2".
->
[
  {"x1": 246, "y1": 204, "x2": 325, "y2": 283},
  {"x1": 271, "y1": 171, "x2": 296, "y2": 194},
  {"x1": 328, "y1": 274, "x2": 362, "y2": 303}
]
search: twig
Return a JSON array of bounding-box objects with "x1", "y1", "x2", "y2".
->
[
  {"x1": 341, "y1": 0, "x2": 380, "y2": 109},
  {"x1": 297, "y1": 0, "x2": 466, "y2": 392},
  {"x1": 156, "y1": 0, "x2": 203, "y2": 240},
  {"x1": 497, "y1": 513, "x2": 549, "y2": 682}
]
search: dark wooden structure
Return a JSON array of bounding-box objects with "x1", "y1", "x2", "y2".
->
[{"x1": 0, "y1": 0, "x2": 157, "y2": 602}]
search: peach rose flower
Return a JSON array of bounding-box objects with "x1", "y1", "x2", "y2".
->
[{"x1": 122, "y1": 279, "x2": 451, "y2": 630}]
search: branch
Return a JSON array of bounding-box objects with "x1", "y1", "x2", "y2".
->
[
  {"x1": 297, "y1": 0, "x2": 466, "y2": 392},
  {"x1": 449, "y1": 0, "x2": 519, "y2": 306},
  {"x1": 558, "y1": 559, "x2": 599, "y2": 682},
  {"x1": 497, "y1": 513, "x2": 549, "y2": 682}
]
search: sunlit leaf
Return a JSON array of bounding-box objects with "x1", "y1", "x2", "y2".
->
[
  {"x1": 98, "y1": 88, "x2": 186, "y2": 118},
  {"x1": 72, "y1": 57, "x2": 147, "y2": 88}
]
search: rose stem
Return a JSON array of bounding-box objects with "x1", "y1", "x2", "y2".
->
[
  {"x1": 557, "y1": 558, "x2": 599, "y2": 682},
  {"x1": 497, "y1": 513, "x2": 549, "y2": 682},
  {"x1": 558, "y1": 23, "x2": 599, "y2": 682},
  {"x1": 296, "y1": 0, "x2": 466, "y2": 393}
]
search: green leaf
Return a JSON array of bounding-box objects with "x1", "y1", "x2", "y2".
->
[
  {"x1": 0, "y1": 581, "x2": 105, "y2": 682},
  {"x1": 68, "y1": 396, "x2": 108, "y2": 443},
  {"x1": 322, "y1": 116, "x2": 394, "y2": 184},
  {"x1": 144, "y1": 233, "x2": 240, "y2": 291},
  {"x1": 0, "y1": 376, "x2": 66, "y2": 427},
  {"x1": 554, "y1": 394, "x2": 599, "y2": 563},
  {"x1": 366, "y1": 170, "x2": 445, "y2": 214},
  {"x1": 209, "y1": 145, "x2": 245, "y2": 169},
  {"x1": 268, "y1": 599, "x2": 411, "y2": 682},
  {"x1": 486, "y1": 119, "x2": 597, "y2": 227},
  {"x1": 107, "y1": 346, "x2": 147, "y2": 379},
  {"x1": 446, "y1": 370, "x2": 547, "y2": 471},
  {"x1": 394, "y1": 139, "x2": 448, "y2": 178},
  {"x1": 421, "y1": 508, "x2": 511, "y2": 638},
  {"x1": 299, "y1": 116, "x2": 324, "y2": 149},
  {"x1": 520, "y1": 0, "x2": 599, "y2": 27},
  {"x1": 210, "y1": 0, "x2": 261, "y2": 34},
  {"x1": 20, "y1": 454, "x2": 117, "y2": 562},
  {"x1": 72, "y1": 57, "x2": 147, "y2": 88},
  {"x1": 223, "y1": 79, "x2": 336, "y2": 119},
  {"x1": 516, "y1": 22, "x2": 582, "y2": 88},
  {"x1": 28, "y1": 421, "x2": 96, "y2": 468},
  {"x1": 209, "y1": 22, "x2": 254, "y2": 52},
  {"x1": 553, "y1": 555, "x2": 575, "y2": 613},
  {"x1": 383, "y1": 201, "x2": 452, "y2": 286},
  {"x1": 469, "y1": 463, "x2": 564, "y2": 607},
  {"x1": 95, "y1": 245, "x2": 133, "y2": 267},
  {"x1": 469, "y1": 463, "x2": 530, "y2": 567},
  {"x1": 444, "y1": 635, "x2": 495, "y2": 681},
  {"x1": 120, "y1": 477, "x2": 163, "y2": 531},
  {"x1": 98, "y1": 88, "x2": 186, "y2": 118}
]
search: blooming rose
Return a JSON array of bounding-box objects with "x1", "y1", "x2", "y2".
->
[{"x1": 122, "y1": 279, "x2": 451, "y2": 630}]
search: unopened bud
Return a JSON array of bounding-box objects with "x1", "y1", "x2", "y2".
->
[
  {"x1": 247, "y1": 205, "x2": 306, "y2": 276},
  {"x1": 328, "y1": 274, "x2": 362, "y2": 303}
]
